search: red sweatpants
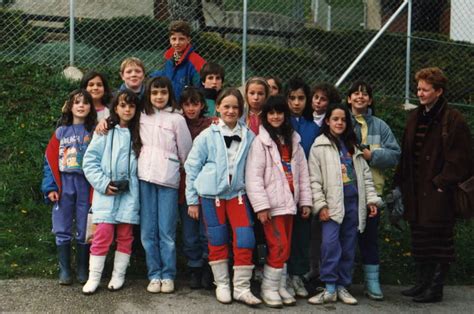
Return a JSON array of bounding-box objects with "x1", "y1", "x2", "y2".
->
[
  {"x1": 201, "y1": 197, "x2": 255, "y2": 266},
  {"x1": 90, "y1": 223, "x2": 134, "y2": 256},
  {"x1": 263, "y1": 215, "x2": 294, "y2": 269}
]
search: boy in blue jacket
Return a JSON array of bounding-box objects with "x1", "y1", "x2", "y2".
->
[{"x1": 150, "y1": 20, "x2": 206, "y2": 102}]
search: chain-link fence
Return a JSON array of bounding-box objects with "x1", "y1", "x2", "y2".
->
[{"x1": 1, "y1": 0, "x2": 473, "y2": 105}]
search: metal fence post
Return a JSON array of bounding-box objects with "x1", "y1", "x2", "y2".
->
[
  {"x1": 241, "y1": 0, "x2": 248, "y2": 86},
  {"x1": 404, "y1": 0, "x2": 412, "y2": 104},
  {"x1": 335, "y1": 0, "x2": 409, "y2": 87},
  {"x1": 69, "y1": 0, "x2": 75, "y2": 66}
]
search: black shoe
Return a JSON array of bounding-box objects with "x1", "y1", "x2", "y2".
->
[
  {"x1": 201, "y1": 264, "x2": 214, "y2": 290},
  {"x1": 413, "y1": 263, "x2": 449, "y2": 303},
  {"x1": 189, "y1": 267, "x2": 203, "y2": 289},
  {"x1": 401, "y1": 262, "x2": 435, "y2": 297},
  {"x1": 76, "y1": 244, "x2": 90, "y2": 284},
  {"x1": 57, "y1": 244, "x2": 72, "y2": 285}
]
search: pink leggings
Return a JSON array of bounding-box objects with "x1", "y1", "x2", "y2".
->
[{"x1": 90, "y1": 223, "x2": 134, "y2": 256}]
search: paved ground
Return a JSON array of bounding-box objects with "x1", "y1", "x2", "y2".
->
[{"x1": 1, "y1": 279, "x2": 473, "y2": 313}]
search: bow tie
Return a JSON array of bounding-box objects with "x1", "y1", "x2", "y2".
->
[{"x1": 224, "y1": 135, "x2": 241, "y2": 148}]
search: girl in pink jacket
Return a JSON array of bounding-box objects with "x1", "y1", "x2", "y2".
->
[{"x1": 245, "y1": 95, "x2": 312, "y2": 308}]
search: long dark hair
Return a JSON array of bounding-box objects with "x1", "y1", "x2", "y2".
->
[
  {"x1": 61, "y1": 89, "x2": 97, "y2": 132},
  {"x1": 261, "y1": 95, "x2": 295, "y2": 156},
  {"x1": 285, "y1": 77, "x2": 313, "y2": 121},
  {"x1": 321, "y1": 103, "x2": 358, "y2": 155},
  {"x1": 79, "y1": 71, "x2": 112, "y2": 106},
  {"x1": 143, "y1": 76, "x2": 178, "y2": 115},
  {"x1": 109, "y1": 90, "x2": 142, "y2": 157},
  {"x1": 346, "y1": 80, "x2": 375, "y2": 115},
  {"x1": 179, "y1": 86, "x2": 208, "y2": 117}
]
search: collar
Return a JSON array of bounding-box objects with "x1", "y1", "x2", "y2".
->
[
  {"x1": 164, "y1": 44, "x2": 193, "y2": 66},
  {"x1": 153, "y1": 106, "x2": 181, "y2": 114},
  {"x1": 218, "y1": 118, "x2": 241, "y2": 133},
  {"x1": 258, "y1": 125, "x2": 301, "y2": 149}
]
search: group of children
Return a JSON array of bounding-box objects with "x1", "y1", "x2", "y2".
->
[{"x1": 41, "y1": 20, "x2": 402, "y2": 308}]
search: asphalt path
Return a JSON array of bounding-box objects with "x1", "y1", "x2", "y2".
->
[{"x1": 2, "y1": 279, "x2": 473, "y2": 313}]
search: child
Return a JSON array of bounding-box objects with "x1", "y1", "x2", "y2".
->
[
  {"x1": 241, "y1": 77, "x2": 269, "y2": 135},
  {"x1": 245, "y1": 95, "x2": 312, "y2": 308},
  {"x1": 346, "y1": 80, "x2": 400, "y2": 300},
  {"x1": 178, "y1": 87, "x2": 213, "y2": 289},
  {"x1": 200, "y1": 62, "x2": 225, "y2": 116},
  {"x1": 118, "y1": 57, "x2": 146, "y2": 107},
  {"x1": 80, "y1": 71, "x2": 112, "y2": 121},
  {"x1": 284, "y1": 77, "x2": 318, "y2": 297},
  {"x1": 306, "y1": 82, "x2": 341, "y2": 284},
  {"x1": 41, "y1": 89, "x2": 97, "y2": 285},
  {"x1": 82, "y1": 90, "x2": 141, "y2": 294},
  {"x1": 307, "y1": 103, "x2": 382, "y2": 305},
  {"x1": 184, "y1": 88, "x2": 261, "y2": 306},
  {"x1": 140, "y1": 76, "x2": 193, "y2": 294},
  {"x1": 266, "y1": 76, "x2": 283, "y2": 96},
  {"x1": 150, "y1": 20, "x2": 206, "y2": 102},
  {"x1": 311, "y1": 83, "x2": 341, "y2": 127}
]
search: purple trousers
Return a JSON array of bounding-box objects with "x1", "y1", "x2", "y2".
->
[
  {"x1": 52, "y1": 173, "x2": 90, "y2": 245},
  {"x1": 319, "y1": 195, "x2": 358, "y2": 287}
]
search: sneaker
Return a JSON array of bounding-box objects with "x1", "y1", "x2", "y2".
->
[
  {"x1": 161, "y1": 279, "x2": 175, "y2": 293},
  {"x1": 189, "y1": 267, "x2": 202, "y2": 289},
  {"x1": 147, "y1": 279, "x2": 161, "y2": 293},
  {"x1": 308, "y1": 289, "x2": 337, "y2": 305},
  {"x1": 292, "y1": 275, "x2": 308, "y2": 297},
  {"x1": 286, "y1": 276, "x2": 296, "y2": 297},
  {"x1": 337, "y1": 287, "x2": 358, "y2": 305}
]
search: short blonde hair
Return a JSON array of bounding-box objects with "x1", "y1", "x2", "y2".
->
[{"x1": 120, "y1": 57, "x2": 145, "y2": 74}]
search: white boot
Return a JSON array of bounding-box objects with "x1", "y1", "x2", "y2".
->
[
  {"x1": 82, "y1": 255, "x2": 106, "y2": 295},
  {"x1": 280, "y1": 264, "x2": 296, "y2": 305},
  {"x1": 233, "y1": 265, "x2": 262, "y2": 306},
  {"x1": 209, "y1": 259, "x2": 232, "y2": 304},
  {"x1": 107, "y1": 251, "x2": 130, "y2": 291},
  {"x1": 261, "y1": 265, "x2": 283, "y2": 308}
]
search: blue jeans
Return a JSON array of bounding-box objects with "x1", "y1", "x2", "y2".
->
[
  {"x1": 178, "y1": 202, "x2": 208, "y2": 268},
  {"x1": 140, "y1": 180, "x2": 178, "y2": 280}
]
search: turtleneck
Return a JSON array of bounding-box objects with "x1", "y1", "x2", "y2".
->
[{"x1": 186, "y1": 116, "x2": 212, "y2": 140}]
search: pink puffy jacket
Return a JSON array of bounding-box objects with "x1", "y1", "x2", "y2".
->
[{"x1": 245, "y1": 126, "x2": 312, "y2": 216}]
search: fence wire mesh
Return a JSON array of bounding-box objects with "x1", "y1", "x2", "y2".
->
[{"x1": 0, "y1": 0, "x2": 473, "y2": 105}]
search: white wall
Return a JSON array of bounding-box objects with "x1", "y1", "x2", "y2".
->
[
  {"x1": 10, "y1": 0, "x2": 154, "y2": 19},
  {"x1": 450, "y1": 0, "x2": 474, "y2": 43}
]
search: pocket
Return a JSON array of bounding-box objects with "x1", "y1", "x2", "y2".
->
[{"x1": 195, "y1": 163, "x2": 217, "y2": 195}]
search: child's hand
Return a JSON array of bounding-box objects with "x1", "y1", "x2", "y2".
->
[
  {"x1": 105, "y1": 184, "x2": 118, "y2": 196},
  {"x1": 319, "y1": 207, "x2": 330, "y2": 222},
  {"x1": 367, "y1": 203, "x2": 378, "y2": 217},
  {"x1": 95, "y1": 118, "x2": 109, "y2": 135},
  {"x1": 188, "y1": 205, "x2": 200, "y2": 220},
  {"x1": 300, "y1": 206, "x2": 311, "y2": 219},
  {"x1": 362, "y1": 148, "x2": 372, "y2": 161},
  {"x1": 257, "y1": 209, "x2": 271, "y2": 224},
  {"x1": 48, "y1": 191, "x2": 59, "y2": 202}
]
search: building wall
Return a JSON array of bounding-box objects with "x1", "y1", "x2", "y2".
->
[{"x1": 10, "y1": 0, "x2": 154, "y2": 19}]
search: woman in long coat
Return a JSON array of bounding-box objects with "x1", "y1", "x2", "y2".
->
[{"x1": 395, "y1": 67, "x2": 472, "y2": 303}]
